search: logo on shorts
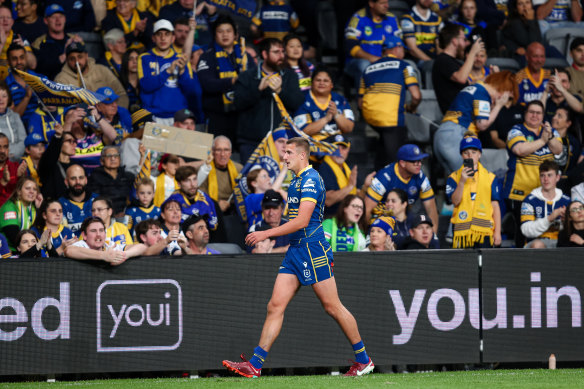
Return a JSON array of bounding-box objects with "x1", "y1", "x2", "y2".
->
[{"x1": 302, "y1": 262, "x2": 312, "y2": 279}]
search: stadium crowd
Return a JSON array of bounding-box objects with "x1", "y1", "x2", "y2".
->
[{"x1": 1, "y1": 0, "x2": 584, "y2": 262}]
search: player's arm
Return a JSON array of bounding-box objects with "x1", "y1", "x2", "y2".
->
[{"x1": 245, "y1": 201, "x2": 315, "y2": 246}]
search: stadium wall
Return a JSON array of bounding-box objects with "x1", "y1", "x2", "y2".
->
[{"x1": 1, "y1": 249, "x2": 583, "y2": 375}]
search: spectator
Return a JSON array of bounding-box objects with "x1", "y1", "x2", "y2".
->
[
  {"x1": 13, "y1": 0, "x2": 47, "y2": 44},
  {"x1": 432, "y1": 23, "x2": 483, "y2": 113},
  {"x1": 28, "y1": 105, "x2": 65, "y2": 143},
  {"x1": 87, "y1": 146, "x2": 134, "y2": 216},
  {"x1": 557, "y1": 200, "x2": 584, "y2": 247},
  {"x1": 475, "y1": 0, "x2": 506, "y2": 50},
  {"x1": 197, "y1": 14, "x2": 255, "y2": 145},
  {"x1": 317, "y1": 134, "x2": 358, "y2": 217},
  {"x1": 120, "y1": 48, "x2": 141, "y2": 111},
  {"x1": 293, "y1": 67, "x2": 354, "y2": 141},
  {"x1": 520, "y1": 160, "x2": 570, "y2": 248},
  {"x1": 181, "y1": 214, "x2": 220, "y2": 254},
  {"x1": 468, "y1": 48, "x2": 499, "y2": 84},
  {"x1": 283, "y1": 33, "x2": 314, "y2": 93},
  {"x1": 95, "y1": 86, "x2": 133, "y2": 144},
  {"x1": 167, "y1": 165, "x2": 219, "y2": 230},
  {"x1": 454, "y1": 0, "x2": 487, "y2": 41},
  {"x1": 32, "y1": 4, "x2": 71, "y2": 80},
  {"x1": 323, "y1": 194, "x2": 368, "y2": 252},
  {"x1": 566, "y1": 37, "x2": 584, "y2": 98},
  {"x1": 541, "y1": 68, "x2": 583, "y2": 121},
  {"x1": 244, "y1": 168, "x2": 288, "y2": 227},
  {"x1": 502, "y1": 0, "x2": 544, "y2": 61},
  {"x1": 55, "y1": 41, "x2": 129, "y2": 109},
  {"x1": 365, "y1": 144, "x2": 439, "y2": 232},
  {"x1": 91, "y1": 196, "x2": 133, "y2": 245},
  {"x1": 172, "y1": 17, "x2": 193, "y2": 55},
  {"x1": 99, "y1": 29, "x2": 126, "y2": 78},
  {"x1": 358, "y1": 35, "x2": 421, "y2": 168},
  {"x1": 446, "y1": 135, "x2": 502, "y2": 248},
  {"x1": 363, "y1": 215, "x2": 396, "y2": 251},
  {"x1": 158, "y1": 197, "x2": 185, "y2": 255},
  {"x1": 6, "y1": 43, "x2": 38, "y2": 127},
  {"x1": 503, "y1": 100, "x2": 563, "y2": 247},
  {"x1": 401, "y1": 213, "x2": 435, "y2": 249},
  {"x1": 552, "y1": 107, "x2": 582, "y2": 178},
  {"x1": 246, "y1": 189, "x2": 290, "y2": 254},
  {"x1": 0, "y1": 176, "x2": 42, "y2": 250},
  {"x1": 148, "y1": 153, "x2": 179, "y2": 207},
  {"x1": 173, "y1": 108, "x2": 196, "y2": 130},
  {"x1": 159, "y1": 0, "x2": 217, "y2": 46},
  {"x1": 434, "y1": 71, "x2": 515, "y2": 173},
  {"x1": 247, "y1": 223, "x2": 279, "y2": 254},
  {"x1": 135, "y1": 218, "x2": 184, "y2": 255},
  {"x1": 38, "y1": 126, "x2": 75, "y2": 199},
  {"x1": 53, "y1": 0, "x2": 95, "y2": 33},
  {"x1": 0, "y1": 5, "x2": 36, "y2": 78},
  {"x1": 0, "y1": 81, "x2": 26, "y2": 161},
  {"x1": 21, "y1": 132, "x2": 46, "y2": 186},
  {"x1": 534, "y1": 0, "x2": 584, "y2": 36},
  {"x1": 138, "y1": 19, "x2": 202, "y2": 124},
  {"x1": 344, "y1": 0, "x2": 402, "y2": 89},
  {"x1": 516, "y1": 42, "x2": 550, "y2": 105},
  {"x1": 482, "y1": 91, "x2": 524, "y2": 150},
  {"x1": 101, "y1": 0, "x2": 152, "y2": 51},
  {"x1": 233, "y1": 38, "x2": 304, "y2": 162},
  {"x1": 59, "y1": 164, "x2": 97, "y2": 235},
  {"x1": 125, "y1": 177, "x2": 161, "y2": 235},
  {"x1": 13, "y1": 229, "x2": 59, "y2": 258},
  {"x1": 199, "y1": 136, "x2": 243, "y2": 213},
  {"x1": 400, "y1": 0, "x2": 443, "y2": 65},
  {"x1": 0, "y1": 133, "x2": 18, "y2": 206},
  {"x1": 65, "y1": 216, "x2": 146, "y2": 264},
  {"x1": 31, "y1": 199, "x2": 76, "y2": 256},
  {"x1": 250, "y1": 0, "x2": 299, "y2": 40}
]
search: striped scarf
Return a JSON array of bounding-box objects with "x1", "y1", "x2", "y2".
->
[
  {"x1": 207, "y1": 160, "x2": 238, "y2": 202},
  {"x1": 215, "y1": 42, "x2": 247, "y2": 108},
  {"x1": 322, "y1": 156, "x2": 356, "y2": 195}
]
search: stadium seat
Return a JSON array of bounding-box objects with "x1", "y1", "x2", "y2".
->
[
  {"x1": 544, "y1": 27, "x2": 584, "y2": 60},
  {"x1": 416, "y1": 89, "x2": 442, "y2": 126},
  {"x1": 222, "y1": 214, "x2": 247, "y2": 249},
  {"x1": 207, "y1": 243, "x2": 244, "y2": 254},
  {"x1": 407, "y1": 89, "x2": 441, "y2": 145},
  {"x1": 543, "y1": 57, "x2": 570, "y2": 70},
  {"x1": 486, "y1": 57, "x2": 521, "y2": 73},
  {"x1": 388, "y1": 0, "x2": 412, "y2": 18},
  {"x1": 316, "y1": 1, "x2": 337, "y2": 51},
  {"x1": 423, "y1": 59, "x2": 434, "y2": 90}
]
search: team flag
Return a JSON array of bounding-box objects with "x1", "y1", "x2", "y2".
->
[
  {"x1": 14, "y1": 69, "x2": 105, "y2": 107},
  {"x1": 207, "y1": 0, "x2": 256, "y2": 20}
]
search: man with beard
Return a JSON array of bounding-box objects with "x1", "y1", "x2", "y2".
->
[
  {"x1": 5, "y1": 43, "x2": 38, "y2": 127},
  {"x1": 59, "y1": 164, "x2": 98, "y2": 236},
  {"x1": 233, "y1": 37, "x2": 304, "y2": 162},
  {"x1": 0, "y1": 134, "x2": 19, "y2": 206},
  {"x1": 181, "y1": 214, "x2": 220, "y2": 255},
  {"x1": 55, "y1": 41, "x2": 129, "y2": 109},
  {"x1": 432, "y1": 23, "x2": 484, "y2": 113}
]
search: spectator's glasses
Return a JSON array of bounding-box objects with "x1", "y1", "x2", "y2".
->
[
  {"x1": 92, "y1": 207, "x2": 110, "y2": 213},
  {"x1": 104, "y1": 153, "x2": 120, "y2": 159},
  {"x1": 526, "y1": 110, "x2": 543, "y2": 115},
  {"x1": 213, "y1": 148, "x2": 231, "y2": 154},
  {"x1": 570, "y1": 206, "x2": 584, "y2": 213},
  {"x1": 63, "y1": 138, "x2": 76, "y2": 144},
  {"x1": 349, "y1": 204, "x2": 364, "y2": 211}
]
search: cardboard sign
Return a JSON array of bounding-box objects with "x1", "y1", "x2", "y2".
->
[{"x1": 142, "y1": 122, "x2": 213, "y2": 160}]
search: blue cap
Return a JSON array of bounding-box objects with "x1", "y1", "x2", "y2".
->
[
  {"x1": 25, "y1": 132, "x2": 45, "y2": 147},
  {"x1": 45, "y1": 4, "x2": 65, "y2": 17},
  {"x1": 370, "y1": 216, "x2": 395, "y2": 236},
  {"x1": 272, "y1": 127, "x2": 288, "y2": 141},
  {"x1": 397, "y1": 144, "x2": 428, "y2": 162},
  {"x1": 382, "y1": 34, "x2": 404, "y2": 50},
  {"x1": 324, "y1": 133, "x2": 351, "y2": 147},
  {"x1": 96, "y1": 87, "x2": 119, "y2": 103},
  {"x1": 460, "y1": 136, "x2": 482, "y2": 153}
]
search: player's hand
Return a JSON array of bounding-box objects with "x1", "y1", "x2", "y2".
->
[
  {"x1": 245, "y1": 230, "x2": 270, "y2": 247},
  {"x1": 62, "y1": 236, "x2": 79, "y2": 250},
  {"x1": 548, "y1": 206, "x2": 566, "y2": 222},
  {"x1": 103, "y1": 249, "x2": 127, "y2": 265}
]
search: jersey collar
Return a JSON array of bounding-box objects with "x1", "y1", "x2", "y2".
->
[{"x1": 296, "y1": 164, "x2": 312, "y2": 177}]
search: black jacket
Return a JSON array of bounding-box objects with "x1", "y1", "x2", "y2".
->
[
  {"x1": 87, "y1": 166, "x2": 135, "y2": 214},
  {"x1": 39, "y1": 135, "x2": 73, "y2": 200}
]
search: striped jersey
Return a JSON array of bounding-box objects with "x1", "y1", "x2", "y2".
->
[
  {"x1": 516, "y1": 67, "x2": 550, "y2": 105},
  {"x1": 287, "y1": 165, "x2": 326, "y2": 244},
  {"x1": 400, "y1": 7, "x2": 443, "y2": 58},
  {"x1": 442, "y1": 81, "x2": 491, "y2": 134}
]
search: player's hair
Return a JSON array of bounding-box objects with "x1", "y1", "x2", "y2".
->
[
  {"x1": 80, "y1": 216, "x2": 106, "y2": 234},
  {"x1": 286, "y1": 137, "x2": 310, "y2": 157},
  {"x1": 539, "y1": 159, "x2": 559, "y2": 174},
  {"x1": 135, "y1": 219, "x2": 163, "y2": 244},
  {"x1": 438, "y1": 23, "x2": 464, "y2": 49},
  {"x1": 485, "y1": 70, "x2": 519, "y2": 104},
  {"x1": 175, "y1": 165, "x2": 197, "y2": 183},
  {"x1": 136, "y1": 177, "x2": 155, "y2": 190}
]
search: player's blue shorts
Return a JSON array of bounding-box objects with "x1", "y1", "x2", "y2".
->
[{"x1": 279, "y1": 240, "x2": 334, "y2": 285}]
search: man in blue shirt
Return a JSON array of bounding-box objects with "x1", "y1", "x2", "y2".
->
[
  {"x1": 223, "y1": 137, "x2": 374, "y2": 378},
  {"x1": 6, "y1": 43, "x2": 38, "y2": 128}
]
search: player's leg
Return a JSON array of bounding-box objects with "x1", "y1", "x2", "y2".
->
[
  {"x1": 223, "y1": 273, "x2": 300, "y2": 377},
  {"x1": 312, "y1": 277, "x2": 374, "y2": 376}
]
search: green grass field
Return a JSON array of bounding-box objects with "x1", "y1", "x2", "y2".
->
[{"x1": 1, "y1": 369, "x2": 583, "y2": 389}]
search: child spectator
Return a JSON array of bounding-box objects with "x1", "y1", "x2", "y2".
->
[
  {"x1": 20, "y1": 132, "x2": 46, "y2": 187},
  {"x1": 126, "y1": 177, "x2": 161, "y2": 235}
]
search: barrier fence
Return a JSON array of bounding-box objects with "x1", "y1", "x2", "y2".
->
[{"x1": 1, "y1": 249, "x2": 583, "y2": 376}]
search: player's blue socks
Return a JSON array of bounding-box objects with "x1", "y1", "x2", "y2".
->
[
  {"x1": 249, "y1": 346, "x2": 268, "y2": 369},
  {"x1": 352, "y1": 341, "x2": 369, "y2": 364}
]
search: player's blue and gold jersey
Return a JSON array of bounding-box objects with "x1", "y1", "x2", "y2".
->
[
  {"x1": 345, "y1": 8, "x2": 402, "y2": 59},
  {"x1": 251, "y1": 0, "x2": 299, "y2": 40},
  {"x1": 293, "y1": 91, "x2": 354, "y2": 140},
  {"x1": 503, "y1": 123, "x2": 561, "y2": 201},
  {"x1": 400, "y1": 8, "x2": 443, "y2": 57},
  {"x1": 167, "y1": 190, "x2": 218, "y2": 230},
  {"x1": 442, "y1": 81, "x2": 491, "y2": 134},
  {"x1": 520, "y1": 191, "x2": 570, "y2": 240},
  {"x1": 287, "y1": 165, "x2": 326, "y2": 244},
  {"x1": 359, "y1": 55, "x2": 418, "y2": 127},
  {"x1": 59, "y1": 193, "x2": 98, "y2": 236},
  {"x1": 516, "y1": 67, "x2": 551, "y2": 105},
  {"x1": 125, "y1": 203, "x2": 161, "y2": 234},
  {"x1": 367, "y1": 162, "x2": 434, "y2": 205}
]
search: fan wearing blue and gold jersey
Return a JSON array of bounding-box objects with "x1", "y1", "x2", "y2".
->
[
  {"x1": 250, "y1": 0, "x2": 299, "y2": 41},
  {"x1": 400, "y1": 0, "x2": 443, "y2": 65},
  {"x1": 516, "y1": 42, "x2": 550, "y2": 105},
  {"x1": 358, "y1": 35, "x2": 420, "y2": 169}
]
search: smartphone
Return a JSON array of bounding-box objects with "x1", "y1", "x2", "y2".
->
[{"x1": 463, "y1": 158, "x2": 475, "y2": 176}]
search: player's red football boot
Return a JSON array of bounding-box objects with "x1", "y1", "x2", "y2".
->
[
  {"x1": 222, "y1": 354, "x2": 261, "y2": 378},
  {"x1": 343, "y1": 357, "x2": 375, "y2": 376}
]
